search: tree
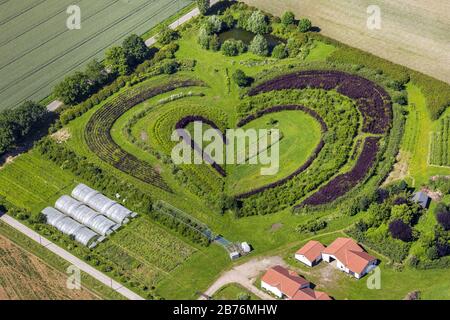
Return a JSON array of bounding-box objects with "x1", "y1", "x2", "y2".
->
[
  {"x1": 197, "y1": 0, "x2": 210, "y2": 15},
  {"x1": 271, "y1": 44, "x2": 288, "y2": 59},
  {"x1": 11, "y1": 101, "x2": 47, "y2": 137},
  {"x1": 246, "y1": 10, "x2": 271, "y2": 34},
  {"x1": 122, "y1": 34, "x2": 150, "y2": 66},
  {"x1": 249, "y1": 35, "x2": 269, "y2": 56},
  {"x1": 391, "y1": 204, "x2": 420, "y2": 225},
  {"x1": 85, "y1": 59, "x2": 109, "y2": 86},
  {"x1": 298, "y1": 18, "x2": 312, "y2": 32},
  {"x1": 157, "y1": 26, "x2": 179, "y2": 45},
  {"x1": 209, "y1": 34, "x2": 221, "y2": 51},
  {"x1": 232, "y1": 69, "x2": 251, "y2": 87},
  {"x1": 365, "y1": 203, "x2": 391, "y2": 227},
  {"x1": 54, "y1": 72, "x2": 92, "y2": 105},
  {"x1": 160, "y1": 60, "x2": 179, "y2": 74},
  {"x1": 204, "y1": 15, "x2": 223, "y2": 34},
  {"x1": 389, "y1": 219, "x2": 413, "y2": 242},
  {"x1": 221, "y1": 12, "x2": 235, "y2": 30},
  {"x1": 286, "y1": 37, "x2": 304, "y2": 57},
  {"x1": 0, "y1": 101, "x2": 47, "y2": 154},
  {"x1": 0, "y1": 119, "x2": 14, "y2": 154},
  {"x1": 104, "y1": 46, "x2": 129, "y2": 76},
  {"x1": 281, "y1": 11, "x2": 295, "y2": 26},
  {"x1": 198, "y1": 27, "x2": 212, "y2": 49},
  {"x1": 221, "y1": 39, "x2": 246, "y2": 56}
]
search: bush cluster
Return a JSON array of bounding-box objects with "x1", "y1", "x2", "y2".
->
[{"x1": 0, "y1": 101, "x2": 48, "y2": 154}]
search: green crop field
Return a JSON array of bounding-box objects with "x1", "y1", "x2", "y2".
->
[
  {"x1": 0, "y1": 0, "x2": 193, "y2": 111},
  {"x1": 430, "y1": 116, "x2": 450, "y2": 167}
]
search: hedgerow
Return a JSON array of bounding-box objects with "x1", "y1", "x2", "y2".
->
[
  {"x1": 84, "y1": 77, "x2": 204, "y2": 192},
  {"x1": 410, "y1": 72, "x2": 450, "y2": 120}
]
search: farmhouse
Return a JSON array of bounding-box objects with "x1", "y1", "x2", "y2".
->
[
  {"x1": 412, "y1": 191, "x2": 431, "y2": 209},
  {"x1": 295, "y1": 240, "x2": 326, "y2": 266},
  {"x1": 261, "y1": 265, "x2": 310, "y2": 299},
  {"x1": 322, "y1": 238, "x2": 377, "y2": 279},
  {"x1": 261, "y1": 266, "x2": 332, "y2": 300},
  {"x1": 291, "y1": 288, "x2": 332, "y2": 300}
]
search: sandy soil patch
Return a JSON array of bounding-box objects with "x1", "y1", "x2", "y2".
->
[
  {"x1": 270, "y1": 223, "x2": 283, "y2": 232},
  {"x1": 383, "y1": 151, "x2": 410, "y2": 186},
  {"x1": 0, "y1": 155, "x2": 18, "y2": 170},
  {"x1": 51, "y1": 128, "x2": 71, "y2": 143},
  {"x1": 140, "y1": 131, "x2": 149, "y2": 142}
]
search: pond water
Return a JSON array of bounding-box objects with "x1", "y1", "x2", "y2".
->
[{"x1": 218, "y1": 28, "x2": 284, "y2": 49}]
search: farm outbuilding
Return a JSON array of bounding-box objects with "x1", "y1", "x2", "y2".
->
[
  {"x1": 72, "y1": 184, "x2": 133, "y2": 224},
  {"x1": 55, "y1": 196, "x2": 117, "y2": 236},
  {"x1": 322, "y1": 238, "x2": 377, "y2": 279},
  {"x1": 261, "y1": 265, "x2": 310, "y2": 299},
  {"x1": 41, "y1": 207, "x2": 98, "y2": 247},
  {"x1": 412, "y1": 192, "x2": 431, "y2": 209},
  {"x1": 295, "y1": 240, "x2": 326, "y2": 267}
]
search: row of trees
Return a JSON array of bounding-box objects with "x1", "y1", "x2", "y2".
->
[
  {"x1": 0, "y1": 101, "x2": 48, "y2": 154},
  {"x1": 54, "y1": 34, "x2": 150, "y2": 105},
  {"x1": 281, "y1": 11, "x2": 312, "y2": 33}
]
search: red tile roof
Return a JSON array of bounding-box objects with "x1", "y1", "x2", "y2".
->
[
  {"x1": 291, "y1": 288, "x2": 332, "y2": 300},
  {"x1": 261, "y1": 265, "x2": 309, "y2": 298},
  {"x1": 296, "y1": 240, "x2": 326, "y2": 262},
  {"x1": 322, "y1": 238, "x2": 376, "y2": 274}
]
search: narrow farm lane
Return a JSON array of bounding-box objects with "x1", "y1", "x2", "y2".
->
[
  {"x1": 200, "y1": 256, "x2": 288, "y2": 300},
  {"x1": 0, "y1": 214, "x2": 145, "y2": 301},
  {"x1": 145, "y1": 0, "x2": 220, "y2": 47}
]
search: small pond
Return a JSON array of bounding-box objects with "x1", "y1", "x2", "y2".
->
[{"x1": 218, "y1": 28, "x2": 284, "y2": 49}]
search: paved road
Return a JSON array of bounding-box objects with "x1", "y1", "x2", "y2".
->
[
  {"x1": 0, "y1": 214, "x2": 144, "y2": 300},
  {"x1": 200, "y1": 256, "x2": 287, "y2": 300}
]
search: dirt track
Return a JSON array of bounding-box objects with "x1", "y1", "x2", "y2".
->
[
  {"x1": 200, "y1": 256, "x2": 287, "y2": 300},
  {"x1": 243, "y1": 0, "x2": 450, "y2": 84}
]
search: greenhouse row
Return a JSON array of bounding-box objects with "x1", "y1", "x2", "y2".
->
[
  {"x1": 41, "y1": 184, "x2": 137, "y2": 248},
  {"x1": 72, "y1": 184, "x2": 136, "y2": 224},
  {"x1": 42, "y1": 207, "x2": 100, "y2": 247}
]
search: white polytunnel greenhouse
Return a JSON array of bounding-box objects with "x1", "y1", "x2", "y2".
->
[
  {"x1": 41, "y1": 207, "x2": 98, "y2": 247},
  {"x1": 71, "y1": 184, "x2": 134, "y2": 224},
  {"x1": 55, "y1": 195, "x2": 117, "y2": 236}
]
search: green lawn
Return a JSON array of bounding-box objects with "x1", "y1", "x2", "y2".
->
[
  {"x1": 305, "y1": 41, "x2": 337, "y2": 62},
  {"x1": 0, "y1": 151, "x2": 76, "y2": 212},
  {"x1": 227, "y1": 110, "x2": 322, "y2": 195},
  {"x1": 212, "y1": 283, "x2": 260, "y2": 300}
]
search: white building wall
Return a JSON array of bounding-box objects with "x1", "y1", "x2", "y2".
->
[
  {"x1": 261, "y1": 281, "x2": 283, "y2": 298},
  {"x1": 322, "y1": 253, "x2": 334, "y2": 262},
  {"x1": 295, "y1": 254, "x2": 313, "y2": 267}
]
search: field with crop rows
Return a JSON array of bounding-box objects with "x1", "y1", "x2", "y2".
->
[
  {"x1": 430, "y1": 116, "x2": 450, "y2": 167},
  {"x1": 0, "y1": 151, "x2": 76, "y2": 211},
  {"x1": 0, "y1": 234, "x2": 98, "y2": 300},
  {"x1": 0, "y1": 0, "x2": 193, "y2": 110},
  {"x1": 95, "y1": 217, "x2": 197, "y2": 291}
]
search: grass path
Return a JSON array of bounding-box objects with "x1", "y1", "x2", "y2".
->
[{"x1": 402, "y1": 84, "x2": 450, "y2": 186}]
